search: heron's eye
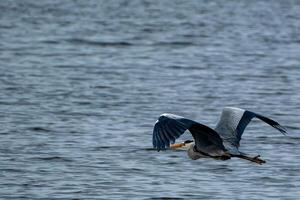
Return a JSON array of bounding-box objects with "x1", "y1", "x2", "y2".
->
[{"x1": 184, "y1": 140, "x2": 193, "y2": 144}]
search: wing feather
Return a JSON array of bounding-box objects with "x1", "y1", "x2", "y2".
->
[
  {"x1": 161, "y1": 123, "x2": 176, "y2": 144},
  {"x1": 254, "y1": 114, "x2": 287, "y2": 135},
  {"x1": 215, "y1": 107, "x2": 287, "y2": 148},
  {"x1": 152, "y1": 114, "x2": 193, "y2": 151},
  {"x1": 157, "y1": 123, "x2": 167, "y2": 143},
  {"x1": 156, "y1": 123, "x2": 167, "y2": 149},
  {"x1": 152, "y1": 113, "x2": 226, "y2": 154},
  {"x1": 152, "y1": 125, "x2": 157, "y2": 147}
]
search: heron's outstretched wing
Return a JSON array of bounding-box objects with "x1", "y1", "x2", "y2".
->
[
  {"x1": 215, "y1": 107, "x2": 287, "y2": 148},
  {"x1": 153, "y1": 114, "x2": 226, "y2": 153}
]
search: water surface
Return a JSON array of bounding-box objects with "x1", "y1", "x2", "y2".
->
[{"x1": 1, "y1": 0, "x2": 300, "y2": 199}]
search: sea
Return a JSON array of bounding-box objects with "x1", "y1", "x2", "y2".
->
[{"x1": 0, "y1": 0, "x2": 299, "y2": 199}]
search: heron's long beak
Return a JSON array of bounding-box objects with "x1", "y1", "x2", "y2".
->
[
  {"x1": 170, "y1": 140, "x2": 194, "y2": 149},
  {"x1": 170, "y1": 142, "x2": 186, "y2": 149}
]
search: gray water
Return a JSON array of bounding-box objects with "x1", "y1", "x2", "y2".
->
[{"x1": 1, "y1": 0, "x2": 300, "y2": 199}]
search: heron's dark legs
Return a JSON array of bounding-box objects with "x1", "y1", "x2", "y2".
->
[{"x1": 231, "y1": 154, "x2": 266, "y2": 165}]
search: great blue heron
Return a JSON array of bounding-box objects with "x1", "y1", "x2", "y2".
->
[{"x1": 152, "y1": 107, "x2": 287, "y2": 164}]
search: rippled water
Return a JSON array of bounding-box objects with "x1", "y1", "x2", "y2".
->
[{"x1": 1, "y1": 0, "x2": 300, "y2": 199}]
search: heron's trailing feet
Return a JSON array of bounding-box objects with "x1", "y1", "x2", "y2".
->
[
  {"x1": 216, "y1": 153, "x2": 265, "y2": 164},
  {"x1": 231, "y1": 154, "x2": 266, "y2": 165}
]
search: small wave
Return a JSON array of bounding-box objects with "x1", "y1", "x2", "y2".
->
[
  {"x1": 167, "y1": 65, "x2": 204, "y2": 70},
  {"x1": 65, "y1": 38, "x2": 133, "y2": 47},
  {"x1": 149, "y1": 198, "x2": 184, "y2": 200},
  {"x1": 93, "y1": 85, "x2": 113, "y2": 89},
  {"x1": 154, "y1": 41, "x2": 195, "y2": 46},
  {"x1": 4, "y1": 87, "x2": 19, "y2": 91},
  {"x1": 35, "y1": 156, "x2": 72, "y2": 162},
  {"x1": 93, "y1": 146, "x2": 162, "y2": 152},
  {"x1": 73, "y1": 101, "x2": 92, "y2": 105},
  {"x1": 28, "y1": 127, "x2": 51, "y2": 133},
  {"x1": 2, "y1": 168, "x2": 25, "y2": 173},
  {"x1": 53, "y1": 64, "x2": 82, "y2": 69},
  {"x1": 94, "y1": 146, "x2": 114, "y2": 150},
  {"x1": 39, "y1": 40, "x2": 60, "y2": 44}
]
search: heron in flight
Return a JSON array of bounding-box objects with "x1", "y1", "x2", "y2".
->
[{"x1": 152, "y1": 107, "x2": 287, "y2": 164}]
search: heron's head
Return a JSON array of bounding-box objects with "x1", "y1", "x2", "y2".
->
[{"x1": 170, "y1": 140, "x2": 194, "y2": 149}]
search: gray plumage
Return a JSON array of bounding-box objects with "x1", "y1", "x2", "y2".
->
[{"x1": 152, "y1": 107, "x2": 287, "y2": 162}]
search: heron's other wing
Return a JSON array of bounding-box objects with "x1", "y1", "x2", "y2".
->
[
  {"x1": 153, "y1": 114, "x2": 226, "y2": 154},
  {"x1": 215, "y1": 107, "x2": 287, "y2": 148},
  {"x1": 153, "y1": 114, "x2": 197, "y2": 151}
]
